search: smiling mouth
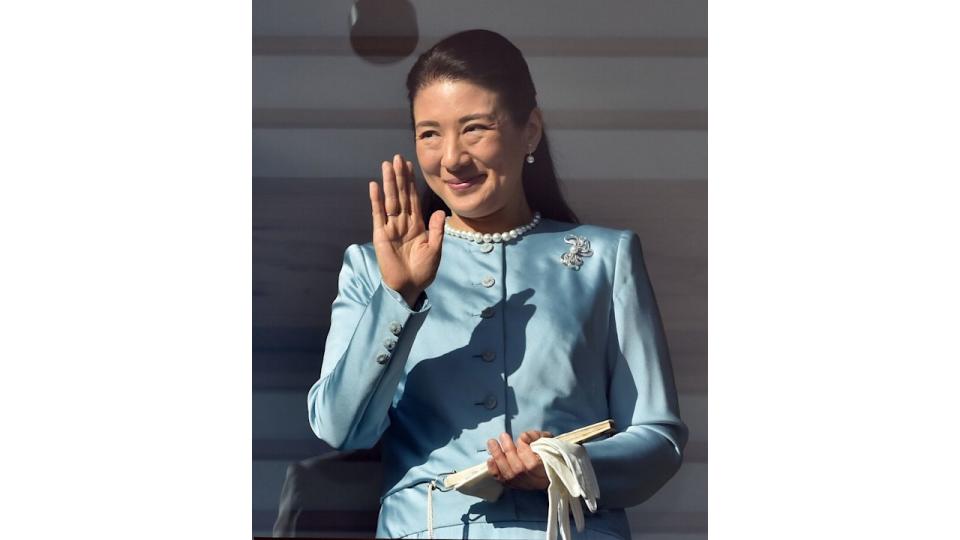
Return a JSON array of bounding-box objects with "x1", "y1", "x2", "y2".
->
[{"x1": 445, "y1": 174, "x2": 485, "y2": 188}]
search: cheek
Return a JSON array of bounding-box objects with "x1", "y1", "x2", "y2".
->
[
  {"x1": 482, "y1": 149, "x2": 522, "y2": 180},
  {"x1": 415, "y1": 145, "x2": 439, "y2": 172},
  {"x1": 415, "y1": 147, "x2": 444, "y2": 192},
  {"x1": 478, "y1": 134, "x2": 522, "y2": 169}
]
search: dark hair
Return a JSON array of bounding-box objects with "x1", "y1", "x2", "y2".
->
[{"x1": 405, "y1": 29, "x2": 580, "y2": 225}]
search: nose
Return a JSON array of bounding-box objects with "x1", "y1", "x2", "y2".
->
[{"x1": 441, "y1": 135, "x2": 472, "y2": 173}]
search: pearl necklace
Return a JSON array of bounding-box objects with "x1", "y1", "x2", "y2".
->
[{"x1": 444, "y1": 211, "x2": 542, "y2": 243}]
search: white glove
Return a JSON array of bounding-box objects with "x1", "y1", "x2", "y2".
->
[{"x1": 530, "y1": 437, "x2": 600, "y2": 540}]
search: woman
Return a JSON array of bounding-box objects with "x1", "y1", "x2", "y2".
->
[{"x1": 308, "y1": 29, "x2": 687, "y2": 539}]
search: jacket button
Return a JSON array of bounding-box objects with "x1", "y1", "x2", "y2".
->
[
  {"x1": 480, "y1": 244, "x2": 494, "y2": 253},
  {"x1": 383, "y1": 337, "x2": 397, "y2": 351},
  {"x1": 481, "y1": 351, "x2": 496, "y2": 362},
  {"x1": 388, "y1": 321, "x2": 403, "y2": 335},
  {"x1": 483, "y1": 396, "x2": 497, "y2": 409},
  {"x1": 481, "y1": 276, "x2": 495, "y2": 288},
  {"x1": 480, "y1": 307, "x2": 495, "y2": 319},
  {"x1": 376, "y1": 353, "x2": 390, "y2": 365}
]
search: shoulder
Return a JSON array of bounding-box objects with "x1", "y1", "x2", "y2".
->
[{"x1": 538, "y1": 218, "x2": 641, "y2": 258}]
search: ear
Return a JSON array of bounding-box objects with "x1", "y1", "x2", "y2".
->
[{"x1": 523, "y1": 107, "x2": 544, "y2": 152}]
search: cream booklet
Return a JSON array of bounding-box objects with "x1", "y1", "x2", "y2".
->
[{"x1": 441, "y1": 419, "x2": 615, "y2": 501}]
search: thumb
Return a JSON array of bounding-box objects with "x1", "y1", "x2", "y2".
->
[{"x1": 427, "y1": 210, "x2": 446, "y2": 251}]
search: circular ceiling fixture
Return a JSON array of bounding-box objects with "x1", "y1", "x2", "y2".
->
[{"x1": 349, "y1": 0, "x2": 419, "y2": 64}]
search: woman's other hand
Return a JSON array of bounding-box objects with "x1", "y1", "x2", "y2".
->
[
  {"x1": 369, "y1": 154, "x2": 446, "y2": 307},
  {"x1": 486, "y1": 430, "x2": 554, "y2": 491}
]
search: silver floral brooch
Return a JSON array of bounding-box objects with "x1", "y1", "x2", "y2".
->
[{"x1": 560, "y1": 234, "x2": 593, "y2": 270}]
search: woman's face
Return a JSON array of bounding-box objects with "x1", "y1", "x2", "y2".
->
[{"x1": 412, "y1": 79, "x2": 540, "y2": 222}]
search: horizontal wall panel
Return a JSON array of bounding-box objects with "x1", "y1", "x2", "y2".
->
[
  {"x1": 253, "y1": 128, "x2": 706, "y2": 180},
  {"x1": 254, "y1": 36, "x2": 707, "y2": 58},
  {"x1": 252, "y1": 285, "x2": 703, "y2": 357},
  {"x1": 253, "y1": 264, "x2": 702, "y2": 318},
  {"x1": 680, "y1": 395, "x2": 707, "y2": 446},
  {"x1": 254, "y1": 438, "x2": 337, "y2": 460},
  {"x1": 253, "y1": 222, "x2": 705, "y2": 295},
  {"x1": 254, "y1": 108, "x2": 706, "y2": 130},
  {"x1": 253, "y1": 178, "x2": 705, "y2": 264},
  {"x1": 635, "y1": 463, "x2": 707, "y2": 513},
  {"x1": 254, "y1": 370, "x2": 319, "y2": 392},
  {"x1": 254, "y1": 265, "x2": 702, "y2": 313},
  {"x1": 253, "y1": 459, "x2": 292, "y2": 516},
  {"x1": 253, "y1": 349, "x2": 705, "y2": 395},
  {"x1": 251, "y1": 306, "x2": 704, "y2": 389},
  {"x1": 255, "y1": 388, "x2": 706, "y2": 443},
  {"x1": 254, "y1": 388, "x2": 706, "y2": 448},
  {"x1": 626, "y1": 511, "x2": 707, "y2": 534},
  {"x1": 254, "y1": 56, "x2": 706, "y2": 111},
  {"x1": 254, "y1": 354, "x2": 705, "y2": 396},
  {"x1": 674, "y1": 367, "x2": 706, "y2": 395},
  {"x1": 253, "y1": 389, "x2": 314, "y2": 440},
  {"x1": 253, "y1": 458, "x2": 705, "y2": 514},
  {"x1": 252, "y1": 509, "x2": 376, "y2": 538},
  {"x1": 254, "y1": 459, "x2": 383, "y2": 512},
  {"x1": 252, "y1": 293, "x2": 702, "y2": 381},
  {"x1": 252, "y1": 128, "x2": 415, "y2": 179},
  {"x1": 254, "y1": 510, "x2": 705, "y2": 539},
  {"x1": 254, "y1": 0, "x2": 707, "y2": 40},
  {"x1": 619, "y1": 536, "x2": 705, "y2": 540},
  {"x1": 254, "y1": 326, "x2": 331, "y2": 351},
  {"x1": 253, "y1": 280, "x2": 703, "y2": 337},
  {"x1": 251, "y1": 326, "x2": 697, "y2": 362},
  {"x1": 253, "y1": 437, "x2": 704, "y2": 464},
  {"x1": 253, "y1": 350, "x2": 321, "y2": 372}
]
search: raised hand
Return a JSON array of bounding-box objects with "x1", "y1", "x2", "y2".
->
[
  {"x1": 369, "y1": 154, "x2": 446, "y2": 308},
  {"x1": 486, "y1": 430, "x2": 554, "y2": 491}
]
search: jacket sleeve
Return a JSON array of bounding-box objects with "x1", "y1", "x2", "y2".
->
[
  {"x1": 307, "y1": 243, "x2": 432, "y2": 450},
  {"x1": 581, "y1": 230, "x2": 689, "y2": 509}
]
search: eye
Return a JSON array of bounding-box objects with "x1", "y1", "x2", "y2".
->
[
  {"x1": 418, "y1": 130, "x2": 437, "y2": 139},
  {"x1": 465, "y1": 125, "x2": 488, "y2": 133}
]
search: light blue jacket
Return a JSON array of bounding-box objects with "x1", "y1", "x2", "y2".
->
[{"x1": 308, "y1": 218, "x2": 687, "y2": 539}]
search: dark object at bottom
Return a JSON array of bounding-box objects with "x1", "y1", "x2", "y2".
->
[{"x1": 273, "y1": 445, "x2": 383, "y2": 538}]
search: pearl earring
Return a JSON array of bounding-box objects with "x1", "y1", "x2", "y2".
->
[{"x1": 525, "y1": 145, "x2": 535, "y2": 164}]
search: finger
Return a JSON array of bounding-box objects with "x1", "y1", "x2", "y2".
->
[
  {"x1": 516, "y1": 435, "x2": 544, "y2": 472},
  {"x1": 486, "y1": 457, "x2": 501, "y2": 480},
  {"x1": 487, "y1": 438, "x2": 514, "y2": 481},
  {"x1": 407, "y1": 160, "x2": 423, "y2": 220},
  {"x1": 498, "y1": 433, "x2": 527, "y2": 477},
  {"x1": 392, "y1": 154, "x2": 408, "y2": 215},
  {"x1": 427, "y1": 210, "x2": 445, "y2": 251},
  {"x1": 520, "y1": 430, "x2": 544, "y2": 444},
  {"x1": 486, "y1": 440, "x2": 503, "y2": 480},
  {"x1": 369, "y1": 181, "x2": 385, "y2": 230},
  {"x1": 382, "y1": 160, "x2": 399, "y2": 217}
]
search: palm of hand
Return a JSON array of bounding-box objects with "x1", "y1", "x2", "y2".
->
[
  {"x1": 373, "y1": 214, "x2": 438, "y2": 291},
  {"x1": 369, "y1": 154, "x2": 446, "y2": 302}
]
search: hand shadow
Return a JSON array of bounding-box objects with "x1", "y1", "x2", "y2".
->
[{"x1": 381, "y1": 288, "x2": 537, "y2": 492}]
